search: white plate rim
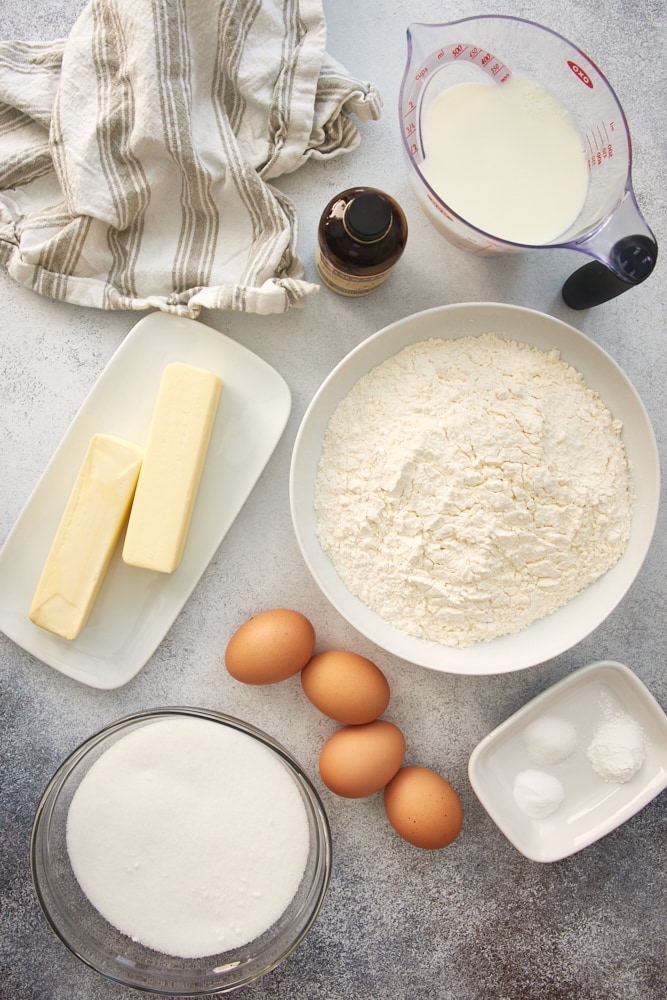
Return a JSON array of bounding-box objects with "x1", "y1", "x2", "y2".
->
[
  {"x1": 0, "y1": 312, "x2": 291, "y2": 689},
  {"x1": 289, "y1": 302, "x2": 660, "y2": 675}
]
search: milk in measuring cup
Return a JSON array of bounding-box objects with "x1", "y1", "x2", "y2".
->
[{"x1": 419, "y1": 75, "x2": 589, "y2": 245}]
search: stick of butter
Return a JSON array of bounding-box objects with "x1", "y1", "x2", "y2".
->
[
  {"x1": 122, "y1": 362, "x2": 222, "y2": 573},
  {"x1": 29, "y1": 434, "x2": 144, "y2": 640}
]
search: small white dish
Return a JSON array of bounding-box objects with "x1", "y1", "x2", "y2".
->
[
  {"x1": 0, "y1": 313, "x2": 291, "y2": 689},
  {"x1": 468, "y1": 661, "x2": 667, "y2": 862},
  {"x1": 290, "y1": 303, "x2": 660, "y2": 675}
]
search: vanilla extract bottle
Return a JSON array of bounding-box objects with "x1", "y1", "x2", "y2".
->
[{"x1": 315, "y1": 186, "x2": 408, "y2": 296}]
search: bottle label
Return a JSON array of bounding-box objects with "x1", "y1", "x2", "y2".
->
[{"x1": 315, "y1": 245, "x2": 391, "y2": 297}]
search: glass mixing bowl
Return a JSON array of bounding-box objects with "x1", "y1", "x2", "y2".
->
[{"x1": 31, "y1": 707, "x2": 331, "y2": 996}]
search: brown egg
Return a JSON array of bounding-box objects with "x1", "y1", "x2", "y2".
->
[
  {"x1": 319, "y1": 720, "x2": 405, "y2": 798},
  {"x1": 384, "y1": 766, "x2": 463, "y2": 849},
  {"x1": 225, "y1": 608, "x2": 316, "y2": 685},
  {"x1": 301, "y1": 650, "x2": 390, "y2": 725}
]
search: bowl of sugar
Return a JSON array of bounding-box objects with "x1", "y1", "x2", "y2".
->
[
  {"x1": 290, "y1": 302, "x2": 660, "y2": 674},
  {"x1": 31, "y1": 708, "x2": 331, "y2": 995}
]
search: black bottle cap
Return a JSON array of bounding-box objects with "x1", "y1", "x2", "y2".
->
[{"x1": 344, "y1": 192, "x2": 393, "y2": 243}]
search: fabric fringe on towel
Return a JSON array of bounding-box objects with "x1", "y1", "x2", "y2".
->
[{"x1": 0, "y1": 0, "x2": 381, "y2": 317}]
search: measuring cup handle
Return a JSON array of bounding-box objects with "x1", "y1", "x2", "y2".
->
[{"x1": 562, "y1": 235, "x2": 658, "y2": 310}]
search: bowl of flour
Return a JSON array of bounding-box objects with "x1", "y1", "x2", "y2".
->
[{"x1": 290, "y1": 303, "x2": 659, "y2": 674}]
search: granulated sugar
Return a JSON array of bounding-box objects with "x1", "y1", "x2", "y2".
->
[
  {"x1": 66, "y1": 717, "x2": 310, "y2": 958},
  {"x1": 315, "y1": 334, "x2": 633, "y2": 647}
]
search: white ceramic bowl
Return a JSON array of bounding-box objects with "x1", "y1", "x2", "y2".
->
[
  {"x1": 31, "y1": 708, "x2": 331, "y2": 995},
  {"x1": 468, "y1": 661, "x2": 667, "y2": 861},
  {"x1": 289, "y1": 303, "x2": 659, "y2": 675}
]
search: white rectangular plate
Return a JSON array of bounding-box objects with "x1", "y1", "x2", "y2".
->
[
  {"x1": 468, "y1": 661, "x2": 667, "y2": 862},
  {"x1": 0, "y1": 313, "x2": 291, "y2": 689}
]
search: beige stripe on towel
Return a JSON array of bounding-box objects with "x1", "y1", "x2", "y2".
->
[{"x1": 0, "y1": 0, "x2": 382, "y2": 317}]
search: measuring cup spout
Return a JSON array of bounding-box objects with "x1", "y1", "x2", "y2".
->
[{"x1": 562, "y1": 190, "x2": 657, "y2": 309}]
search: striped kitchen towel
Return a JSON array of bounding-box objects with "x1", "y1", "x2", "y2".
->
[{"x1": 0, "y1": 0, "x2": 381, "y2": 316}]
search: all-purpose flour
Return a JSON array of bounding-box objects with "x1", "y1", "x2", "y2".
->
[{"x1": 314, "y1": 334, "x2": 633, "y2": 647}]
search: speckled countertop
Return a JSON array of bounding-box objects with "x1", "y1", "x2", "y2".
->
[{"x1": 1, "y1": 1, "x2": 666, "y2": 998}]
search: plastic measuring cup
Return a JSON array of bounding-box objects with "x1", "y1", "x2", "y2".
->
[{"x1": 399, "y1": 16, "x2": 657, "y2": 308}]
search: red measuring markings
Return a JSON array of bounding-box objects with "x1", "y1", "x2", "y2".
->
[
  {"x1": 584, "y1": 120, "x2": 616, "y2": 168},
  {"x1": 402, "y1": 42, "x2": 513, "y2": 162},
  {"x1": 403, "y1": 97, "x2": 418, "y2": 152},
  {"x1": 427, "y1": 191, "x2": 454, "y2": 220},
  {"x1": 567, "y1": 60, "x2": 594, "y2": 88},
  {"x1": 441, "y1": 43, "x2": 510, "y2": 80},
  {"x1": 587, "y1": 144, "x2": 615, "y2": 169}
]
